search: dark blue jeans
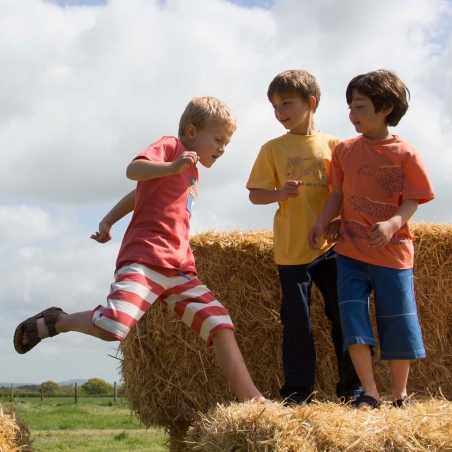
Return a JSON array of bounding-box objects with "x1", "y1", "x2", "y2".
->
[{"x1": 278, "y1": 248, "x2": 361, "y2": 403}]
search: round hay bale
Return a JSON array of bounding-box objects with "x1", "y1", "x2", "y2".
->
[{"x1": 119, "y1": 223, "x2": 452, "y2": 430}]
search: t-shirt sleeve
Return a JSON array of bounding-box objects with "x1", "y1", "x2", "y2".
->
[
  {"x1": 402, "y1": 152, "x2": 435, "y2": 204},
  {"x1": 328, "y1": 143, "x2": 344, "y2": 187},
  {"x1": 133, "y1": 138, "x2": 177, "y2": 163},
  {"x1": 246, "y1": 144, "x2": 277, "y2": 190}
]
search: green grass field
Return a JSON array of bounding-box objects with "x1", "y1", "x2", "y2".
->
[{"x1": 7, "y1": 397, "x2": 168, "y2": 451}]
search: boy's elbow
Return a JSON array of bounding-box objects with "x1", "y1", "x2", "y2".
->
[
  {"x1": 248, "y1": 190, "x2": 258, "y2": 204},
  {"x1": 126, "y1": 163, "x2": 138, "y2": 181}
]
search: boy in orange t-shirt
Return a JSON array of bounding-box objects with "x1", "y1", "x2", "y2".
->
[{"x1": 308, "y1": 70, "x2": 434, "y2": 409}]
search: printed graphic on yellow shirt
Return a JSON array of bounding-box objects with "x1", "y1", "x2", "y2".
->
[{"x1": 285, "y1": 156, "x2": 328, "y2": 186}]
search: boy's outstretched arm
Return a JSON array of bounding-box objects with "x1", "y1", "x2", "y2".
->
[
  {"x1": 90, "y1": 189, "x2": 136, "y2": 243},
  {"x1": 369, "y1": 199, "x2": 418, "y2": 248},
  {"x1": 249, "y1": 180, "x2": 302, "y2": 204},
  {"x1": 308, "y1": 186, "x2": 343, "y2": 250},
  {"x1": 126, "y1": 152, "x2": 199, "y2": 181}
]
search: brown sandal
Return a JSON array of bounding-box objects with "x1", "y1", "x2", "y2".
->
[{"x1": 14, "y1": 307, "x2": 67, "y2": 354}]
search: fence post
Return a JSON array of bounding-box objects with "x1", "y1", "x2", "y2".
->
[
  {"x1": 114, "y1": 382, "x2": 117, "y2": 403},
  {"x1": 41, "y1": 383, "x2": 44, "y2": 402},
  {"x1": 10, "y1": 384, "x2": 13, "y2": 398},
  {"x1": 75, "y1": 382, "x2": 78, "y2": 404}
]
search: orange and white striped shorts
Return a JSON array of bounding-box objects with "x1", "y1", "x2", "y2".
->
[{"x1": 91, "y1": 263, "x2": 234, "y2": 345}]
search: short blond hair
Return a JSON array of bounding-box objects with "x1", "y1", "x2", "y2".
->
[
  {"x1": 267, "y1": 69, "x2": 321, "y2": 112},
  {"x1": 178, "y1": 96, "x2": 237, "y2": 138}
]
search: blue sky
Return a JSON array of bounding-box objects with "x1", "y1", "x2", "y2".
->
[
  {"x1": 50, "y1": 0, "x2": 275, "y2": 8},
  {"x1": 2, "y1": 0, "x2": 451, "y2": 386}
]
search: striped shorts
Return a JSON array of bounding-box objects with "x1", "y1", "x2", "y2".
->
[{"x1": 91, "y1": 263, "x2": 234, "y2": 345}]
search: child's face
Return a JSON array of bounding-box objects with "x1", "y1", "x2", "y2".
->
[
  {"x1": 189, "y1": 123, "x2": 233, "y2": 168},
  {"x1": 271, "y1": 93, "x2": 312, "y2": 135},
  {"x1": 348, "y1": 89, "x2": 391, "y2": 140}
]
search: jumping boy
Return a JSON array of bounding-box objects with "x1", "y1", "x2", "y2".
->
[
  {"x1": 247, "y1": 69, "x2": 361, "y2": 405},
  {"x1": 308, "y1": 70, "x2": 435, "y2": 409},
  {"x1": 14, "y1": 96, "x2": 266, "y2": 404}
]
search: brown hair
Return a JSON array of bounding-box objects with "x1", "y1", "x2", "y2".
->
[
  {"x1": 178, "y1": 96, "x2": 237, "y2": 138},
  {"x1": 346, "y1": 70, "x2": 410, "y2": 126},
  {"x1": 267, "y1": 69, "x2": 321, "y2": 112}
]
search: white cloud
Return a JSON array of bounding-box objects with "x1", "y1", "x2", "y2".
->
[
  {"x1": 0, "y1": 205, "x2": 74, "y2": 251},
  {"x1": 1, "y1": 0, "x2": 451, "y2": 384}
]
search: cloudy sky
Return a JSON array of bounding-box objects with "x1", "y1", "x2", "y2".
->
[{"x1": 2, "y1": 0, "x2": 451, "y2": 386}]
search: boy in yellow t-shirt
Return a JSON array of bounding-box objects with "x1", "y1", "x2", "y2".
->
[{"x1": 247, "y1": 69, "x2": 361, "y2": 405}]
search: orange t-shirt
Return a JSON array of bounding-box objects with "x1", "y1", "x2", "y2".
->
[
  {"x1": 116, "y1": 136, "x2": 198, "y2": 274},
  {"x1": 330, "y1": 135, "x2": 434, "y2": 269}
]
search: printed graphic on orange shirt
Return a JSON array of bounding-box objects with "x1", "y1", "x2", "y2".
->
[
  {"x1": 348, "y1": 195, "x2": 399, "y2": 220},
  {"x1": 347, "y1": 195, "x2": 410, "y2": 237},
  {"x1": 343, "y1": 219, "x2": 411, "y2": 246},
  {"x1": 285, "y1": 156, "x2": 328, "y2": 183},
  {"x1": 357, "y1": 164, "x2": 402, "y2": 197}
]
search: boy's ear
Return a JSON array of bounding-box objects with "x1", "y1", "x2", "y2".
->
[
  {"x1": 185, "y1": 124, "x2": 197, "y2": 140},
  {"x1": 381, "y1": 104, "x2": 394, "y2": 117},
  {"x1": 308, "y1": 96, "x2": 317, "y2": 110}
]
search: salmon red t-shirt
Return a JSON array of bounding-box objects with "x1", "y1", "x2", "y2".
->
[
  {"x1": 116, "y1": 136, "x2": 198, "y2": 274},
  {"x1": 330, "y1": 135, "x2": 435, "y2": 269}
]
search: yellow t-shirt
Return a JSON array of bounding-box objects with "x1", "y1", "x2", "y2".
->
[{"x1": 247, "y1": 132, "x2": 340, "y2": 265}]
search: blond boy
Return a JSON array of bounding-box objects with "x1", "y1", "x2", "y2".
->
[{"x1": 15, "y1": 96, "x2": 265, "y2": 404}]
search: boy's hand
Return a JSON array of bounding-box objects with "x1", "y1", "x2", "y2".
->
[
  {"x1": 369, "y1": 221, "x2": 396, "y2": 248},
  {"x1": 308, "y1": 222, "x2": 325, "y2": 250},
  {"x1": 90, "y1": 220, "x2": 113, "y2": 243},
  {"x1": 171, "y1": 151, "x2": 200, "y2": 174},
  {"x1": 324, "y1": 218, "x2": 341, "y2": 244},
  {"x1": 279, "y1": 180, "x2": 302, "y2": 201}
]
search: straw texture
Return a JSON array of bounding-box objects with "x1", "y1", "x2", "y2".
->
[
  {"x1": 186, "y1": 398, "x2": 452, "y2": 451},
  {"x1": 119, "y1": 223, "x2": 452, "y2": 445},
  {"x1": 0, "y1": 406, "x2": 32, "y2": 452}
]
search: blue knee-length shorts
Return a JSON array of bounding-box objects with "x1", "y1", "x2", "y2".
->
[{"x1": 336, "y1": 254, "x2": 425, "y2": 360}]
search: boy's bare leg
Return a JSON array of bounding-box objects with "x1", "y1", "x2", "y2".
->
[
  {"x1": 22, "y1": 311, "x2": 117, "y2": 346},
  {"x1": 390, "y1": 360, "x2": 410, "y2": 401},
  {"x1": 212, "y1": 328, "x2": 265, "y2": 403},
  {"x1": 348, "y1": 343, "x2": 380, "y2": 408}
]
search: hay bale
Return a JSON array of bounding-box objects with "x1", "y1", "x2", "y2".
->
[
  {"x1": 120, "y1": 230, "x2": 283, "y2": 430},
  {"x1": 186, "y1": 401, "x2": 316, "y2": 451},
  {"x1": 185, "y1": 398, "x2": 452, "y2": 451},
  {"x1": 0, "y1": 405, "x2": 33, "y2": 452},
  {"x1": 120, "y1": 223, "x2": 452, "y2": 430}
]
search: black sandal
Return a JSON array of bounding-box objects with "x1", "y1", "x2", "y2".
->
[
  {"x1": 14, "y1": 307, "x2": 67, "y2": 354},
  {"x1": 352, "y1": 391, "x2": 381, "y2": 409},
  {"x1": 392, "y1": 396, "x2": 415, "y2": 408}
]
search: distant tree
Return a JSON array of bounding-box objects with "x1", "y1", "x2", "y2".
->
[
  {"x1": 81, "y1": 378, "x2": 113, "y2": 396},
  {"x1": 42, "y1": 380, "x2": 61, "y2": 396},
  {"x1": 17, "y1": 384, "x2": 40, "y2": 392}
]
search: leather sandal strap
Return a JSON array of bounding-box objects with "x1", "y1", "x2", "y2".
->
[
  {"x1": 44, "y1": 308, "x2": 63, "y2": 337},
  {"x1": 356, "y1": 394, "x2": 380, "y2": 408}
]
